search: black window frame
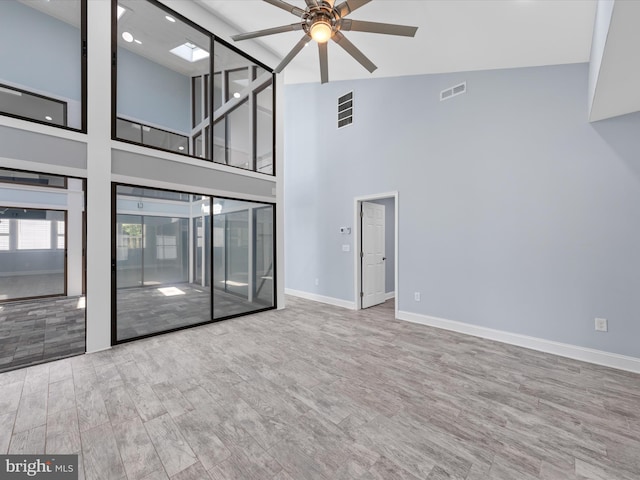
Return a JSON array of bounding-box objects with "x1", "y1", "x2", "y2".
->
[
  {"x1": 111, "y1": 181, "x2": 277, "y2": 345},
  {"x1": 111, "y1": 0, "x2": 276, "y2": 176}
]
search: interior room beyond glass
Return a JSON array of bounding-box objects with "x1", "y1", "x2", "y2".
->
[{"x1": 114, "y1": 184, "x2": 275, "y2": 342}]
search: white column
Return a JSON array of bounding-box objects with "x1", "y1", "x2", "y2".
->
[{"x1": 85, "y1": 0, "x2": 113, "y2": 353}]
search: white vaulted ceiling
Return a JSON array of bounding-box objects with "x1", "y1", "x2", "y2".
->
[{"x1": 197, "y1": 0, "x2": 598, "y2": 84}]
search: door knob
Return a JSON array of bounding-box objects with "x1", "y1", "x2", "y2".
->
[{"x1": 382, "y1": 257, "x2": 386, "y2": 260}]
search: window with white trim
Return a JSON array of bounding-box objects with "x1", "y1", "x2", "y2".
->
[{"x1": 17, "y1": 219, "x2": 52, "y2": 250}]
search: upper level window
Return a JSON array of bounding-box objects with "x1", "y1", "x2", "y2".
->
[
  {"x1": 0, "y1": 0, "x2": 86, "y2": 131},
  {"x1": 113, "y1": 0, "x2": 274, "y2": 176}
]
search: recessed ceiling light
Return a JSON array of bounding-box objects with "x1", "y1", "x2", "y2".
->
[
  {"x1": 178, "y1": 146, "x2": 185, "y2": 151},
  {"x1": 117, "y1": 5, "x2": 126, "y2": 20},
  {"x1": 165, "y1": 15, "x2": 176, "y2": 23},
  {"x1": 122, "y1": 31, "x2": 134, "y2": 43},
  {"x1": 134, "y1": 39, "x2": 142, "y2": 45},
  {"x1": 233, "y1": 92, "x2": 241, "y2": 99},
  {"x1": 45, "y1": 115, "x2": 53, "y2": 121},
  {"x1": 169, "y1": 42, "x2": 209, "y2": 63}
]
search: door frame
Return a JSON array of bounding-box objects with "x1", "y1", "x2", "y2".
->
[{"x1": 353, "y1": 191, "x2": 398, "y2": 317}]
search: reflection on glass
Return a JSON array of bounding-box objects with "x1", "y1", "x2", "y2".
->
[
  {"x1": 0, "y1": 84, "x2": 67, "y2": 126},
  {"x1": 226, "y1": 68, "x2": 249, "y2": 102},
  {"x1": 117, "y1": 118, "x2": 188, "y2": 154},
  {"x1": 115, "y1": 186, "x2": 212, "y2": 341},
  {"x1": 0, "y1": 208, "x2": 66, "y2": 301},
  {"x1": 212, "y1": 40, "x2": 274, "y2": 175},
  {"x1": 213, "y1": 198, "x2": 275, "y2": 319},
  {"x1": 213, "y1": 73, "x2": 223, "y2": 111},
  {"x1": 227, "y1": 101, "x2": 251, "y2": 170},
  {"x1": 115, "y1": 186, "x2": 275, "y2": 341},
  {"x1": 143, "y1": 216, "x2": 188, "y2": 285},
  {"x1": 116, "y1": 0, "x2": 209, "y2": 158},
  {"x1": 255, "y1": 207, "x2": 274, "y2": 304},
  {"x1": 213, "y1": 119, "x2": 226, "y2": 165},
  {"x1": 0, "y1": 0, "x2": 82, "y2": 129},
  {"x1": 192, "y1": 76, "x2": 202, "y2": 128},
  {"x1": 255, "y1": 83, "x2": 273, "y2": 175},
  {"x1": 0, "y1": 169, "x2": 66, "y2": 188}
]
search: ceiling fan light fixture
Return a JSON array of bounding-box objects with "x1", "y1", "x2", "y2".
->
[{"x1": 310, "y1": 20, "x2": 332, "y2": 43}]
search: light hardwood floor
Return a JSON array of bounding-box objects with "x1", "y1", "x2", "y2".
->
[{"x1": 0, "y1": 295, "x2": 639, "y2": 479}]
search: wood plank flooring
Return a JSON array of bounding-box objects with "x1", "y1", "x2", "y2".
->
[{"x1": 0, "y1": 295, "x2": 639, "y2": 479}]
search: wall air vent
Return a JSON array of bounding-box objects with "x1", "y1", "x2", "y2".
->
[
  {"x1": 338, "y1": 91, "x2": 353, "y2": 129},
  {"x1": 440, "y1": 82, "x2": 466, "y2": 101}
]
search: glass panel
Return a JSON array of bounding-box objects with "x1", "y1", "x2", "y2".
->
[
  {"x1": 225, "y1": 210, "x2": 249, "y2": 298},
  {"x1": 213, "y1": 199, "x2": 275, "y2": 319},
  {"x1": 143, "y1": 216, "x2": 188, "y2": 286},
  {"x1": 213, "y1": 40, "x2": 274, "y2": 175},
  {"x1": 0, "y1": 168, "x2": 65, "y2": 188},
  {"x1": 0, "y1": 175, "x2": 86, "y2": 373},
  {"x1": 116, "y1": 118, "x2": 142, "y2": 143},
  {"x1": 193, "y1": 197, "x2": 211, "y2": 287},
  {"x1": 255, "y1": 66, "x2": 267, "y2": 79},
  {"x1": 0, "y1": 0, "x2": 83, "y2": 129},
  {"x1": 0, "y1": 208, "x2": 65, "y2": 301},
  {"x1": 194, "y1": 130, "x2": 204, "y2": 158},
  {"x1": 227, "y1": 101, "x2": 251, "y2": 170},
  {"x1": 204, "y1": 74, "x2": 210, "y2": 118},
  {"x1": 192, "y1": 76, "x2": 202, "y2": 128},
  {"x1": 213, "y1": 118, "x2": 226, "y2": 165},
  {"x1": 255, "y1": 207, "x2": 274, "y2": 304},
  {"x1": 226, "y1": 68, "x2": 249, "y2": 102},
  {"x1": 115, "y1": 185, "x2": 211, "y2": 341},
  {"x1": 142, "y1": 125, "x2": 189, "y2": 153},
  {"x1": 116, "y1": 0, "x2": 211, "y2": 159},
  {"x1": 0, "y1": 85, "x2": 67, "y2": 126},
  {"x1": 116, "y1": 214, "x2": 143, "y2": 288},
  {"x1": 213, "y1": 73, "x2": 223, "y2": 111},
  {"x1": 256, "y1": 83, "x2": 273, "y2": 175}
]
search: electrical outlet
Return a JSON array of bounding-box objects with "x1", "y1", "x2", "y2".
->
[
  {"x1": 342, "y1": 244, "x2": 350, "y2": 252},
  {"x1": 315, "y1": 278, "x2": 319, "y2": 286},
  {"x1": 595, "y1": 317, "x2": 608, "y2": 332},
  {"x1": 414, "y1": 292, "x2": 421, "y2": 301}
]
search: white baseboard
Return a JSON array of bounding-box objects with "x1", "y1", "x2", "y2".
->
[
  {"x1": 285, "y1": 288, "x2": 357, "y2": 310},
  {"x1": 397, "y1": 310, "x2": 640, "y2": 374},
  {"x1": 384, "y1": 291, "x2": 396, "y2": 301}
]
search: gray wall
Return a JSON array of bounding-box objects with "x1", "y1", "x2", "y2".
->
[
  {"x1": 0, "y1": 1, "x2": 81, "y2": 100},
  {"x1": 284, "y1": 63, "x2": 640, "y2": 358},
  {"x1": 370, "y1": 198, "x2": 395, "y2": 294},
  {"x1": 117, "y1": 48, "x2": 191, "y2": 133}
]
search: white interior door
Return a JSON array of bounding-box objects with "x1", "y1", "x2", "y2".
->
[{"x1": 362, "y1": 201, "x2": 386, "y2": 308}]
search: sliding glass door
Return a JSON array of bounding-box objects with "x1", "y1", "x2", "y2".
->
[
  {"x1": 113, "y1": 185, "x2": 275, "y2": 343},
  {"x1": 212, "y1": 199, "x2": 275, "y2": 319}
]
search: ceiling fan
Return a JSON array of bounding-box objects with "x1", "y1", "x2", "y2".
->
[{"x1": 231, "y1": 0, "x2": 418, "y2": 84}]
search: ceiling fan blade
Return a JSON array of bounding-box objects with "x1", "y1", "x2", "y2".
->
[
  {"x1": 263, "y1": 0, "x2": 306, "y2": 17},
  {"x1": 325, "y1": 0, "x2": 336, "y2": 6},
  {"x1": 232, "y1": 23, "x2": 303, "y2": 41},
  {"x1": 340, "y1": 19, "x2": 418, "y2": 37},
  {"x1": 305, "y1": 0, "x2": 318, "y2": 7},
  {"x1": 318, "y1": 42, "x2": 329, "y2": 84},
  {"x1": 332, "y1": 31, "x2": 377, "y2": 73},
  {"x1": 334, "y1": 0, "x2": 371, "y2": 18},
  {"x1": 275, "y1": 35, "x2": 310, "y2": 73}
]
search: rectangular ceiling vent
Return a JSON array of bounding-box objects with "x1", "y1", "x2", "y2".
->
[
  {"x1": 440, "y1": 82, "x2": 466, "y2": 101},
  {"x1": 338, "y1": 91, "x2": 353, "y2": 129}
]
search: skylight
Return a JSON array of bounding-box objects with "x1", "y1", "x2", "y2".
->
[{"x1": 170, "y1": 42, "x2": 209, "y2": 63}]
